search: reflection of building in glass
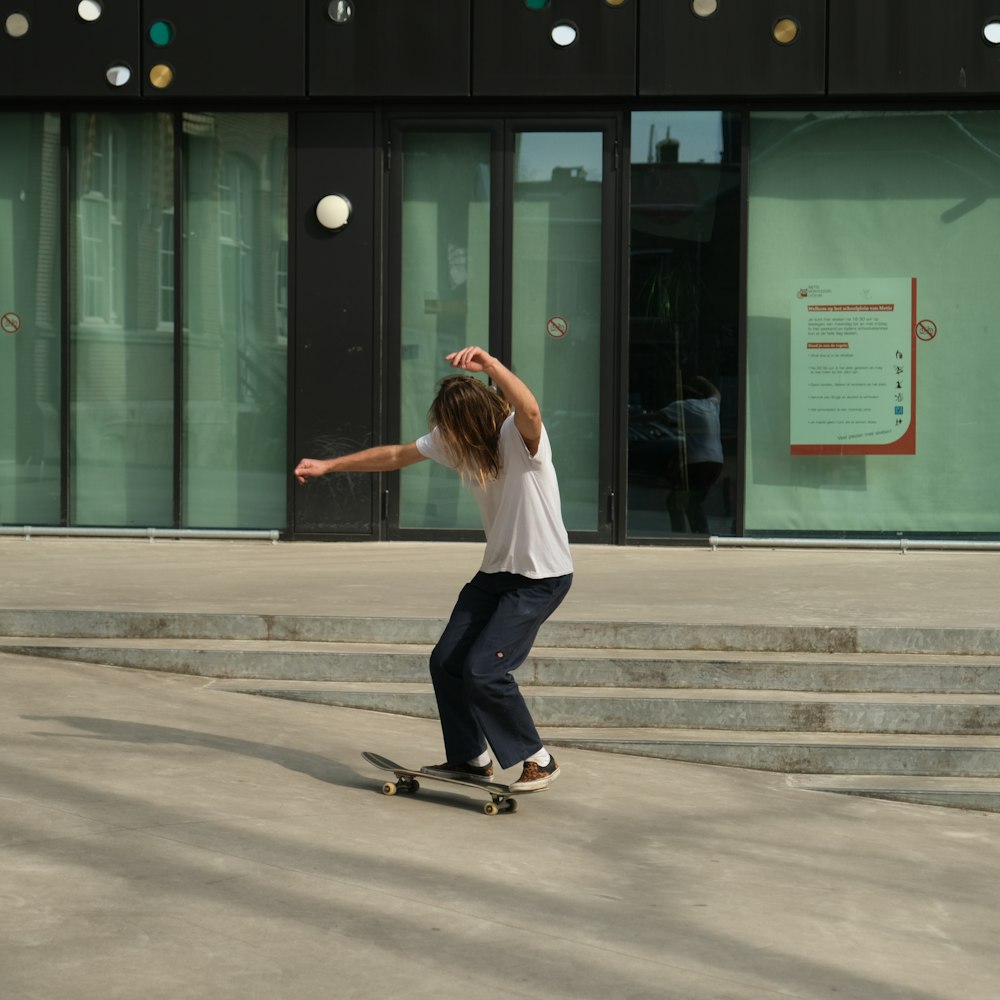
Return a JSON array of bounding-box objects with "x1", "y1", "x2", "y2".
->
[{"x1": 626, "y1": 113, "x2": 740, "y2": 537}]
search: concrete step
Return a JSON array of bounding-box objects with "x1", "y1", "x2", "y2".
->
[
  {"x1": 542, "y1": 728, "x2": 1000, "y2": 777},
  {"x1": 3, "y1": 608, "x2": 1000, "y2": 654},
  {"x1": 5, "y1": 637, "x2": 1000, "y2": 693},
  {"x1": 785, "y1": 775, "x2": 1000, "y2": 813},
  {"x1": 212, "y1": 679, "x2": 1000, "y2": 734}
]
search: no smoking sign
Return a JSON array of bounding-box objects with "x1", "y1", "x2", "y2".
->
[
  {"x1": 546, "y1": 315, "x2": 568, "y2": 339},
  {"x1": 1, "y1": 311, "x2": 21, "y2": 334}
]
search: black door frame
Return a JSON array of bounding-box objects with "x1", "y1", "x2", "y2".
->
[{"x1": 383, "y1": 110, "x2": 623, "y2": 544}]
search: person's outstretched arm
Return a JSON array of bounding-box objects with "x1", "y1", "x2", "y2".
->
[
  {"x1": 294, "y1": 442, "x2": 426, "y2": 484},
  {"x1": 446, "y1": 346, "x2": 542, "y2": 456}
]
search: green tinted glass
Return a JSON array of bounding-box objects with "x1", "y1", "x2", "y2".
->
[
  {"x1": 69, "y1": 112, "x2": 174, "y2": 526},
  {"x1": 511, "y1": 131, "x2": 603, "y2": 532},
  {"x1": 0, "y1": 112, "x2": 62, "y2": 525},
  {"x1": 183, "y1": 112, "x2": 288, "y2": 529},
  {"x1": 746, "y1": 110, "x2": 1000, "y2": 534},
  {"x1": 398, "y1": 131, "x2": 492, "y2": 530}
]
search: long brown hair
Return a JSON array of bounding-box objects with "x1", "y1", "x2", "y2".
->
[{"x1": 429, "y1": 376, "x2": 511, "y2": 487}]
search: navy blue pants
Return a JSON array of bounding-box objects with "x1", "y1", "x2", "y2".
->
[{"x1": 429, "y1": 571, "x2": 573, "y2": 770}]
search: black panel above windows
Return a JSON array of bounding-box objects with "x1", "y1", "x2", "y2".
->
[
  {"x1": 310, "y1": 0, "x2": 470, "y2": 97},
  {"x1": 639, "y1": 0, "x2": 826, "y2": 97},
  {"x1": 829, "y1": 0, "x2": 1000, "y2": 95},
  {"x1": 140, "y1": 0, "x2": 305, "y2": 98},
  {"x1": 0, "y1": 0, "x2": 140, "y2": 97},
  {"x1": 472, "y1": 0, "x2": 636, "y2": 97}
]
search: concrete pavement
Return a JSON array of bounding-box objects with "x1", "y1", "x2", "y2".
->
[
  {"x1": 2, "y1": 651, "x2": 998, "y2": 1000},
  {"x1": 2, "y1": 538, "x2": 1000, "y2": 999}
]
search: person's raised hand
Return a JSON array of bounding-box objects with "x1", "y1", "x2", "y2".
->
[{"x1": 445, "y1": 346, "x2": 496, "y2": 374}]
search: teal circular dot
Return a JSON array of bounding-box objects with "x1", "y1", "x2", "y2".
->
[
  {"x1": 523, "y1": 0, "x2": 549, "y2": 9},
  {"x1": 148, "y1": 20, "x2": 174, "y2": 46}
]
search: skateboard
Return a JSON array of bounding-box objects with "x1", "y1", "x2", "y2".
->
[{"x1": 362, "y1": 751, "x2": 521, "y2": 815}]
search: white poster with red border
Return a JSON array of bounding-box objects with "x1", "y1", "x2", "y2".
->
[{"x1": 790, "y1": 278, "x2": 916, "y2": 455}]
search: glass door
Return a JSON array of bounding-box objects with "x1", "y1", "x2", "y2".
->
[
  {"x1": 509, "y1": 127, "x2": 609, "y2": 534},
  {"x1": 395, "y1": 127, "x2": 498, "y2": 531},
  {"x1": 389, "y1": 117, "x2": 617, "y2": 540}
]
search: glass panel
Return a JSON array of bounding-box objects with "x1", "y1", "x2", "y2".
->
[
  {"x1": 183, "y1": 112, "x2": 288, "y2": 528},
  {"x1": 70, "y1": 113, "x2": 174, "y2": 526},
  {"x1": 398, "y1": 131, "x2": 491, "y2": 530},
  {"x1": 511, "y1": 131, "x2": 603, "y2": 532},
  {"x1": 747, "y1": 110, "x2": 1000, "y2": 535},
  {"x1": 0, "y1": 113, "x2": 61, "y2": 525},
  {"x1": 626, "y1": 112, "x2": 741, "y2": 538}
]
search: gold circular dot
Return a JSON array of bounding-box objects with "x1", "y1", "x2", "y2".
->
[
  {"x1": 149, "y1": 63, "x2": 174, "y2": 89},
  {"x1": 773, "y1": 18, "x2": 799, "y2": 44},
  {"x1": 604, "y1": 0, "x2": 628, "y2": 7}
]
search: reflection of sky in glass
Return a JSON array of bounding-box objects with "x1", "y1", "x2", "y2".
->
[
  {"x1": 631, "y1": 112, "x2": 723, "y2": 165},
  {"x1": 516, "y1": 132, "x2": 603, "y2": 182}
]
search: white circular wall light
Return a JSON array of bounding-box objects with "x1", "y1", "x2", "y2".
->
[
  {"x1": 692, "y1": 0, "x2": 718, "y2": 17},
  {"x1": 316, "y1": 194, "x2": 352, "y2": 231},
  {"x1": 984, "y1": 20, "x2": 1000, "y2": 45}
]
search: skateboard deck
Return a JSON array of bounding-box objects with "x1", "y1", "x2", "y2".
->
[{"x1": 362, "y1": 751, "x2": 521, "y2": 815}]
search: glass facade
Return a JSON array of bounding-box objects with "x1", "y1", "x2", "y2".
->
[
  {"x1": 70, "y1": 112, "x2": 175, "y2": 526},
  {"x1": 0, "y1": 113, "x2": 61, "y2": 526},
  {"x1": 4, "y1": 104, "x2": 999, "y2": 541},
  {"x1": 183, "y1": 112, "x2": 289, "y2": 528},
  {"x1": 746, "y1": 110, "x2": 1000, "y2": 535},
  {"x1": 0, "y1": 111, "x2": 288, "y2": 531}
]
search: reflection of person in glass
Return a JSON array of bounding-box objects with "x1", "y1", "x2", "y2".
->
[
  {"x1": 662, "y1": 376, "x2": 723, "y2": 533},
  {"x1": 633, "y1": 376, "x2": 723, "y2": 534}
]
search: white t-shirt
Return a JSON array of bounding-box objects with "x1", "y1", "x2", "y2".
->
[
  {"x1": 662, "y1": 396, "x2": 724, "y2": 465},
  {"x1": 416, "y1": 413, "x2": 573, "y2": 579}
]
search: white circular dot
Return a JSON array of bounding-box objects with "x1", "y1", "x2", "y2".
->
[
  {"x1": 985, "y1": 20, "x2": 1000, "y2": 45},
  {"x1": 106, "y1": 64, "x2": 132, "y2": 87},
  {"x1": 4, "y1": 12, "x2": 30, "y2": 37},
  {"x1": 328, "y1": 0, "x2": 353, "y2": 23},
  {"x1": 551, "y1": 22, "x2": 578, "y2": 47}
]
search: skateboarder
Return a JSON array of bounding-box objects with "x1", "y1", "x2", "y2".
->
[{"x1": 294, "y1": 345, "x2": 573, "y2": 790}]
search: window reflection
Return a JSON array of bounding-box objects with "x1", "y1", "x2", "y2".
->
[
  {"x1": 398, "y1": 131, "x2": 492, "y2": 531},
  {"x1": 183, "y1": 112, "x2": 288, "y2": 529},
  {"x1": 0, "y1": 112, "x2": 61, "y2": 525},
  {"x1": 70, "y1": 112, "x2": 174, "y2": 527},
  {"x1": 627, "y1": 111, "x2": 741, "y2": 537},
  {"x1": 512, "y1": 131, "x2": 603, "y2": 532}
]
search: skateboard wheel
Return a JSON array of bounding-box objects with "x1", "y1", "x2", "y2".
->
[
  {"x1": 507, "y1": 798, "x2": 519, "y2": 813},
  {"x1": 483, "y1": 802, "x2": 500, "y2": 816},
  {"x1": 405, "y1": 779, "x2": 420, "y2": 794},
  {"x1": 382, "y1": 781, "x2": 397, "y2": 796}
]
